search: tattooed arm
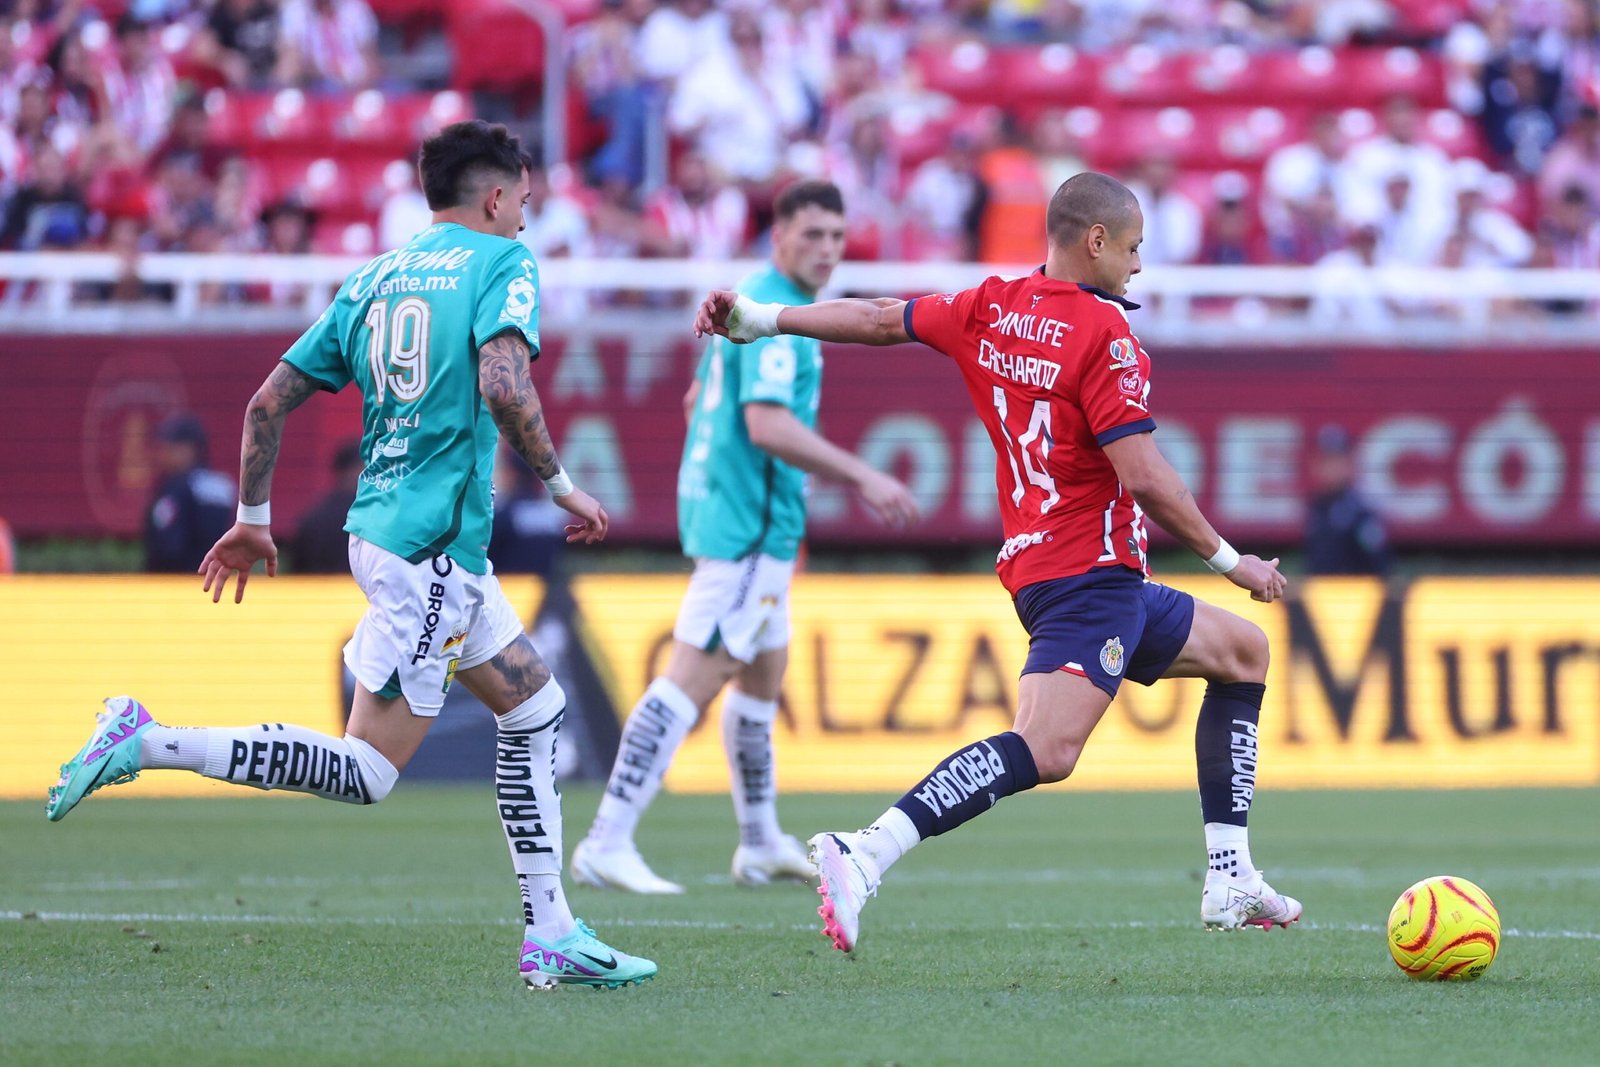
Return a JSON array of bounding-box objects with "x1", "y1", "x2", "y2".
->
[
  {"x1": 479, "y1": 331, "x2": 609, "y2": 544},
  {"x1": 240, "y1": 362, "x2": 323, "y2": 505},
  {"x1": 199, "y1": 361, "x2": 321, "y2": 603}
]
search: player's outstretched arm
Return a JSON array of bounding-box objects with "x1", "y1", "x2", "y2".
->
[
  {"x1": 744, "y1": 402, "x2": 920, "y2": 528},
  {"x1": 479, "y1": 331, "x2": 609, "y2": 544},
  {"x1": 1102, "y1": 431, "x2": 1287, "y2": 604},
  {"x1": 694, "y1": 291, "x2": 911, "y2": 346},
  {"x1": 200, "y1": 361, "x2": 320, "y2": 603}
]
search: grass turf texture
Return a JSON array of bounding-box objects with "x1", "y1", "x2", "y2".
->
[{"x1": 5, "y1": 787, "x2": 1598, "y2": 1066}]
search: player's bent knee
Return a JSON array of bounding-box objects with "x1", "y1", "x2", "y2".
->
[
  {"x1": 345, "y1": 735, "x2": 399, "y2": 804},
  {"x1": 1233, "y1": 621, "x2": 1270, "y2": 683},
  {"x1": 1028, "y1": 738, "x2": 1084, "y2": 784}
]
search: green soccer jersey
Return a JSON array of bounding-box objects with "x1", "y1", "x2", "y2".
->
[
  {"x1": 281, "y1": 223, "x2": 541, "y2": 575},
  {"x1": 678, "y1": 265, "x2": 821, "y2": 562}
]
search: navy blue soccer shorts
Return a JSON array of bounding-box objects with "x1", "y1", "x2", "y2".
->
[{"x1": 1013, "y1": 565, "x2": 1196, "y2": 698}]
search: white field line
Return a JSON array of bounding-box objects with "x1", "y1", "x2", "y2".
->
[
  {"x1": 40, "y1": 866, "x2": 1600, "y2": 896},
  {"x1": 3, "y1": 910, "x2": 1597, "y2": 941}
]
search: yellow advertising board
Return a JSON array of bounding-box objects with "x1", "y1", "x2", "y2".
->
[
  {"x1": 0, "y1": 575, "x2": 545, "y2": 800},
  {"x1": 574, "y1": 574, "x2": 1600, "y2": 793},
  {"x1": 4, "y1": 573, "x2": 1597, "y2": 801}
]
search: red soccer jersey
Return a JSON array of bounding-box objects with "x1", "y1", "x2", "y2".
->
[{"x1": 906, "y1": 268, "x2": 1155, "y2": 595}]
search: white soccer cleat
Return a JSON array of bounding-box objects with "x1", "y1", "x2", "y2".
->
[
  {"x1": 808, "y1": 831, "x2": 881, "y2": 953},
  {"x1": 570, "y1": 838, "x2": 685, "y2": 895},
  {"x1": 732, "y1": 833, "x2": 816, "y2": 886},
  {"x1": 1201, "y1": 868, "x2": 1303, "y2": 930}
]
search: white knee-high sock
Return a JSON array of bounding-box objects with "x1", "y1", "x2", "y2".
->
[
  {"x1": 588, "y1": 678, "x2": 698, "y2": 850},
  {"x1": 495, "y1": 681, "x2": 574, "y2": 942},
  {"x1": 721, "y1": 689, "x2": 781, "y2": 848},
  {"x1": 140, "y1": 723, "x2": 397, "y2": 804}
]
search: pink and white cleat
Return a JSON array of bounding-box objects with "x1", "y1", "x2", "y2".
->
[
  {"x1": 807, "y1": 831, "x2": 881, "y2": 953},
  {"x1": 1201, "y1": 868, "x2": 1303, "y2": 930}
]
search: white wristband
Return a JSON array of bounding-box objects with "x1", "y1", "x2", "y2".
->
[
  {"x1": 728, "y1": 295, "x2": 783, "y2": 341},
  {"x1": 237, "y1": 500, "x2": 271, "y2": 526},
  {"x1": 1204, "y1": 538, "x2": 1241, "y2": 575},
  {"x1": 542, "y1": 466, "x2": 575, "y2": 498}
]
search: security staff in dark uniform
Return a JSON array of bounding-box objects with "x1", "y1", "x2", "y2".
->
[
  {"x1": 144, "y1": 413, "x2": 235, "y2": 573},
  {"x1": 1304, "y1": 424, "x2": 1390, "y2": 576}
]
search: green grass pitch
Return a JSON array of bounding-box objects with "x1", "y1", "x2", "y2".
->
[{"x1": 5, "y1": 786, "x2": 1599, "y2": 1066}]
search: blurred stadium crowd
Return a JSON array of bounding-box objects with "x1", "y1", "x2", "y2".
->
[{"x1": 2, "y1": 0, "x2": 1598, "y2": 305}]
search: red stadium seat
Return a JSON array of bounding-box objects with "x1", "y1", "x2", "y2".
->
[
  {"x1": 1420, "y1": 108, "x2": 1489, "y2": 158},
  {"x1": 1251, "y1": 48, "x2": 1348, "y2": 109},
  {"x1": 386, "y1": 91, "x2": 474, "y2": 145},
  {"x1": 1202, "y1": 106, "x2": 1308, "y2": 168},
  {"x1": 1097, "y1": 46, "x2": 1197, "y2": 108},
  {"x1": 258, "y1": 156, "x2": 365, "y2": 219},
  {"x1": 998, "y1": 43, "x2": 1100, "y2": 116},
  {"x1": 329, "y1": 89, "x2": 406, "y2": 152},
  {"x1": 447, "y1": 0, "x2": 547, "y2": 93},
  {"x1": 202, "y1": 88, "x2": 253, "y2": 149},
  {"x1": 1184, "y1": 45, "x2": 1261, "y2": 105},
  {"x1": 1337, "y1": 47, "x2": 1446, "y2": 108},
  {"x1": 1388, "y1": 0, "x2": 1473, "y2": 38},
  {"x1": 312, "y1": 219, "x2": 377, "y2": 256},
  {"x1": 911, "y1": 39, "x2": 1000, "y2": 104},
  {"x1": 250, "y1": 90, "x2": 339, "y2": 152},
  {"x1": 1091, "y1": 107, "x2": 1208, "y2": 170}
]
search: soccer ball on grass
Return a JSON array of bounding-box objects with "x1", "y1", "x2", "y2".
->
[{"x1": 1387, "y1": 875, "x2": 1500, "y2": 981}]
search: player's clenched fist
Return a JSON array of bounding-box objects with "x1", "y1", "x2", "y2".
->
[{"x1": 1228, "y1": 555, "x2": 1289, "y2": 603}]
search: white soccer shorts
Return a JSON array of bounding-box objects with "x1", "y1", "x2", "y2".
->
[
  {"x1": 672, "y1": 553, "x2": 795, "y2": 664},
  {"x1": 343, "y1": 536, "x2": 526, "y2": 716}
]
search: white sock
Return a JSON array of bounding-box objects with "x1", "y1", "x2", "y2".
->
[
  {"x1": 721, "y1": 688, "x2": 781, "y2": 849},
  {"x1": 1205, "y1": 822, "x2": 1255, "y2": 879},
  {"x1": 856, "y1": 806, "x2": 921, "y2": 875},
  {"x1": 588, "y1": 677, "x2": 698, "y2": 850},
  {"x1": 154, "y1": 722, "x2": 399, "y2": 804},
  {"x1": 140, "y1": 724, "x2": 207, "y2": 771},
  {"x1": 496, "y1": 680, "x2": 574, "y2": 943}
]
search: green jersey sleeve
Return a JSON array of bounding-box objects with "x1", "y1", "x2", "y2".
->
[
  {"x1": 474, "y1": 245, "x2": 541, "y2": 355},
  {"x1": 281, "y1": 306, "x2": 350, "y2": 391},
  {"x1": 736, "y1": 335, "x2": 804, "y2": 409}
]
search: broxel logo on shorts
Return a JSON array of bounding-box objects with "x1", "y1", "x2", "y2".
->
[{"x1": 412, "y1": 581, "x2": 448, "y2": 664}]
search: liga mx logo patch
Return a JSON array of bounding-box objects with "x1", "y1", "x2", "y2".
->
[{"x1": 1099, "y1": 636, "x2": 1125, "y2": 677}]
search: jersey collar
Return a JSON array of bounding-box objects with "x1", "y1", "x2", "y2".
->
[{"x1": 1027, "y1": 266, "x2": 1142, "y2": 310}]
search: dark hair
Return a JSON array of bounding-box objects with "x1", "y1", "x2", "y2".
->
[
  {"x1": 417, "y1": 120, "x2": 529, "y2": 212},
  {"x1": 1046, "y1": 172, "x2": 1140, "y2": 247},
  {"x1": 773, "y1": 179, "x2": 844, "y2": 221}
]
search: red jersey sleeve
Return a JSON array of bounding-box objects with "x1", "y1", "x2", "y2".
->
[
  {"x1": 1078, "y1": 321, "x2": 1157, "y2": 446},
  {"x1": 904, "y1": 283, "x2": 986, "y2": 357}
]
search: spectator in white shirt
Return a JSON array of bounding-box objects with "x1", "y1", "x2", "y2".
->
[
  {"x1": 644, "y1": 149, "x2": 749, "y2": 259},
  {"x1": 377, "y1": 159, "x2": 430, "y2": 251},
  {"x1": 668, "y1": 10, "x2": 807, "y2": 185},
  {"x1": 1442, "y1": 157, "x2": 1533, "y2": 268},
  {"x1": 1339, "y1": 94, "x2": 1455, "y2": 240},
  {"x1": 101, "y1": 15, "x2": 178, "y2": 155},
  {"x1": 521, "y1": 166, "x2": 594, "y2": 259},
  {"x1": 636, "y1": 0, "x2": 729, "y2": 84},
  {"x1": 902, "y1": 130, "x2": 984, "y2": 260},
  {"x1": 1262, "y1": 110, "x2": 1347, "y2": 243},
  {"x1": 279, "y1": 0, "x2": 379, "y2": 90},
  {"x1": 1124, "y1": 154, "x2": 1201, "y2": 265}
]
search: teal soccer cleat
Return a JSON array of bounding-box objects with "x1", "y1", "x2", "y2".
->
[
  {"x1": 46, "y1": 696, "x2": 154, "y2": 822},
  {"x1": 520, "y1": 920, "x2": 658, "y2": 990}
]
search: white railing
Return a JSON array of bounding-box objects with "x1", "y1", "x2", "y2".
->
[{"x1": 1, "y1": 253, "x2": 1597, "y2": 345}]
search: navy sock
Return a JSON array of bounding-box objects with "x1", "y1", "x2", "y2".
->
[
  {"x1": 892, "y1": 732, "x2": 1040, "y2": 841},
  {"x1": 1195, "y1": 681, "x2": 1266, "y2": 827}
]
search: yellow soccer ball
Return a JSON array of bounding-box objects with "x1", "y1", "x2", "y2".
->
[{"x1": 1387, "y1": 875, "x2": 1501, "y2": 981}]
